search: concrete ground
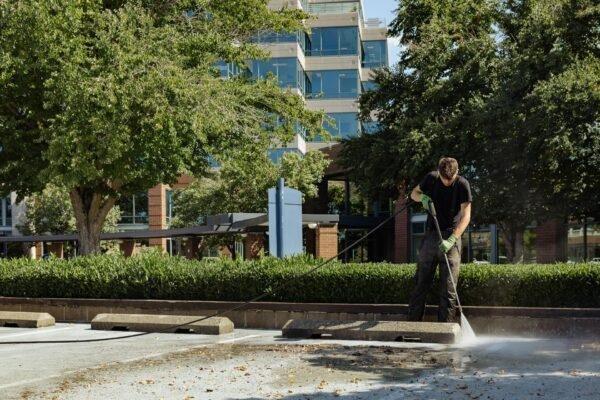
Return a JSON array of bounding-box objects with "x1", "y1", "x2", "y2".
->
[{"x1": 1, "y1": 323, "x2": 599, "y2": 400}]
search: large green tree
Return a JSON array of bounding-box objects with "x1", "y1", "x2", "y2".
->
[
  {"x1": 17, "y1": 184, "x2": 121, "y2": 236},
  {"x1": 342, "y1": 0, "x2": 599, "y2": 262},
  {"x1": 0, "y1": 0, "x2": 326, "y2": 254}
]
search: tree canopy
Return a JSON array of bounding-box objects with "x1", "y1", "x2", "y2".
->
[
  {"x1": 0, "y1": 0, "x2": 327, "y2": 254},
  {"x1": 341, "y1": 0, "x2": 599, "y2": 261},
  {"x1": 172, "y1": 150, "x2": 329, "y2": 227}
]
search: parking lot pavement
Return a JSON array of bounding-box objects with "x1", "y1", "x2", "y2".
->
[
  {"x1": 0, "y1": 323, "x2": 270, "y2": 399},
  {"x1": 2, "y1": 323, "x2": 600, "y2": 400}
]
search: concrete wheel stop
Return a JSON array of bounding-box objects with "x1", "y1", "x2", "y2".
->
[
  {"x1": 91, "y1": 313, "x2": 234, "y2": 335},
  {"x1": 282, "y1": 319, "x2": 462, "y2": 344},
  {"x1": 0, "y1": 311, "x2": 55, "y2": 328}
]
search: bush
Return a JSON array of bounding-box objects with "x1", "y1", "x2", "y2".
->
[{"x1": 0, "y1": 253, "x2": 598, "y2": 307}]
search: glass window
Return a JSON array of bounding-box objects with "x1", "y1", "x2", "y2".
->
[
  {"x1": 362, "y1": 41, "x2": 388, "y2": 68},
  {"x1": 166, "y1": 190, "x2": 175, "y2": 226},
  {"x1": 215, "y1": 61, "x2": 244, "y2": 78},
  {"x1": 306, "y1": 70, "x2": 359, "y2": 99},
  {"x1": 5, "y1": 198, "x2": 11, "y2": 227},
  {"x1": 323, "y1": 113, "x2": 360, "y2": 140},
  {"x1": 308, "y1": 27, "x2": 359, "y2": 56},
  {"x1": 251, "y1": 57, "x2": 304, "y2": 92},
  {"x1": 118, "y1": 193, "x2": 149, "y2": 225},
  {"x1": 1, "y1": 197, "x2": 11, "y2": 227},
  {"x1": 134, "y1": 193, "x2": 148, "y2": 224},
  {"x1": 569, "y1": 220, "x2": 600, "y2": 262}
]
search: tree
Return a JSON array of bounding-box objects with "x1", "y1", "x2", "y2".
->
[
  {"x1": 17, "y1": 184, "x2": 121, "y2": 253},
  {"x1": 0, "y1": 0, "x2": 326, "y2": 254},
  {"x1": 341, "y1": 0, "x2": 599, "y2": 262},
  {"x1": 171, "y1": 149, "x2": 329, "y2": 257},
  {"x1": 17, "y1": 185, "x2": 77, "y2": 236}
]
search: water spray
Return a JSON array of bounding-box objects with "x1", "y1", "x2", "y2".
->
[{"x1": 428, "y1": 202, "x2": 476, "y2": 341}]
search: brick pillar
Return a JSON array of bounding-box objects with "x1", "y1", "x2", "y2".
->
[
  {"x1": 536, "y1": 219, "x2": 568, "y2": 263},
  {"x1": 35, "y1": 242, "x2": 43, "y2": 259},
  {"x1": 148, "y1": 184, "x2": 167, "y2": 251},
  {"x1": 393, "y1": 198, "x2": 411, "y2": 263},
  {"x1": 244, "y1": 233, "x2": 265, "y2": 260},
  {"x1": 48, "y1": 242, "x2": 64, "y2": 259},
  {"x1": 315, "y1": 224, "x2": 338, "y2": 260},
  {"x1": 120, "y1": 240, "x2": 136, "y2": 257}
]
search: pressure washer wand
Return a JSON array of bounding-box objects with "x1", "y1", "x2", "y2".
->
[{"x1": 428, "y1": 202, "x2": 465, "y2": 320}]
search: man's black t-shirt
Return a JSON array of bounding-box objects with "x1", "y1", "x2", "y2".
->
[{"x1": 419, "y1": 171, "x2": 472, "y2": 232}]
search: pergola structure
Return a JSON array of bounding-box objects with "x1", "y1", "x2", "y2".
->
[{"x1": 0, "y1": 213, "x2": 340, "y2": 260}]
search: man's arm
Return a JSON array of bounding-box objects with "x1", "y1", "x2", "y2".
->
[
  {"x1": 411, "y1": 184, "x2": 432, "y2": 212},
  {"x1": 453, "y1": 202, "x2": 472, "y2": 237},
  {"x1": 410, "y1": 185, "x2": 424, "y2": 202}
]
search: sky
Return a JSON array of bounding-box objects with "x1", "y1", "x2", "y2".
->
[{"x1": 362, "y1": 0, "x2": 400, "y2": 66}]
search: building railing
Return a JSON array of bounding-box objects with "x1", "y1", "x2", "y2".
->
[
  {"x1": 305, "y1": 91, "x2": 360, "y2": 99},
  {"x1": 306, "y1": 48, "x2": 359, "y2": 57},
  {"x1": 307, "y1": 2, "x2": 364, "y2": 25}
]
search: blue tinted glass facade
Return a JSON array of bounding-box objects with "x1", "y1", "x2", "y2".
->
[
  {"x1": 306, "y1": 70, "x2": 360, "y2": 99},
  {"x1": 306, "y1": 27, "x2": 359, "y2": 56},
  {"x1": 362, "y1": 40, "x2": 388, "y2": 68},
  {"x1": 323, "y1": 113, "x2": 361, "y2": 139},
  {"x1": 251, "y1": 58, "x2": 306, "y2": 93},
  {"x1": 216, "y1": 61, "x2": 246, "y2": 78}
]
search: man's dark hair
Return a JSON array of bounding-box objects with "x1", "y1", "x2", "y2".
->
[{"x1": 438, "y1": 157, "x2": 459, "y2": 180}]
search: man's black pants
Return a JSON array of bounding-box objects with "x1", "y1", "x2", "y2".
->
[{"x1": 408, "y1": 230, "x2": 462, "y2": 323}]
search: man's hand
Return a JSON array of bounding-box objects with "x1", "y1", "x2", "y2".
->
[
  {"x1": 421, "y1": 193, "x2": 432, "y2": 211},
  {"x1": 439, "y1": 234, "x2": 458, "y2": 253}
]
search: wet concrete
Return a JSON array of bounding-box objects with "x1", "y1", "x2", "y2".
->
[{"x1": 1, "y1": 324, "x2": 599, "y2": 399}]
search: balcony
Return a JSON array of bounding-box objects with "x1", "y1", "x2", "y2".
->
[{"x1": 307, "y1": 2, "x2": 364, "y2": 26}]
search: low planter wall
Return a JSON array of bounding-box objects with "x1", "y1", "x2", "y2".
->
[{"x1": 0, "y1": 297, "x2": 599, "y2": 338}]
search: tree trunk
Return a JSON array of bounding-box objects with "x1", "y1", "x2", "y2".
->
[
  {"x1": 70, "y1": 188, "x2": 117, "y2": 256},
  {"x1": 499, "y1": 223, "x2": 525, "y2": 263}
]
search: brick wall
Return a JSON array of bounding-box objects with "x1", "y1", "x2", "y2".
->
[
  {"x1": 315, "y1": 224, "x2": 339, "y2": 259},
  {"x1": 393, "y1": 198, "x2": 411, "y2": 263},
  {"x1": 148, "y1": 184, "x2": 167, "y2": 251}
]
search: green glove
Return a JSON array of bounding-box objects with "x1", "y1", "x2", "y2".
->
[
  {"x1": 421, "y1": 193, "x2": 432, "y2": 211},
  {"x1": 439, "y1": 234, "x2": 458, "y2": 253}
]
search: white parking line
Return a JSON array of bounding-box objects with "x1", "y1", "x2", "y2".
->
[
  {"x1": 0, "y1": 326, "x2": 72, "y2": 340},
  {"x1": 0, "y1": 333, "x2": 267, "y2": 391}
]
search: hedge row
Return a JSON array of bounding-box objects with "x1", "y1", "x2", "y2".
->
[{"x1": 0, "y1": 253, "x2": 599, "y2": 307}]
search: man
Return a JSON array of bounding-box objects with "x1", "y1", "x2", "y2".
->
[{"x1": 408, "y1": 157, "x2": 472, "y2": 323}]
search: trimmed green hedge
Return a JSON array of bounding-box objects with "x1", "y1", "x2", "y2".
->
[{"x1": 0, "y1": 254, "x2": 599, "y2": 307}]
